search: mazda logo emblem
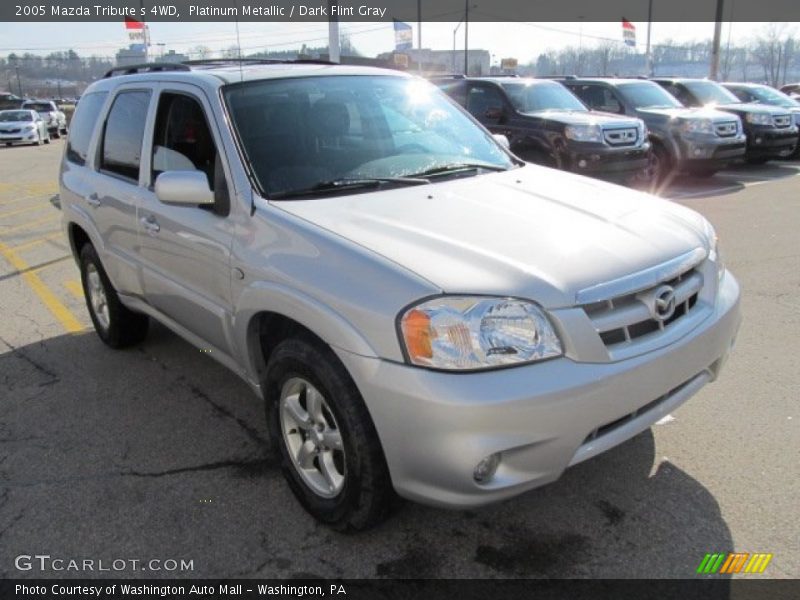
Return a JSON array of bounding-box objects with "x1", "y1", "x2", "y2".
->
[{"x1": 653, "y1": 285, "x2": 677, "y2": 321}]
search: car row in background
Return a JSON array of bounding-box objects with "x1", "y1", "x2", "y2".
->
[
  {"x1": 433, "y1": 74, "x2": 799, "y2": 186},
  {"x1": 20, "y1": 99, "x2": 68, "y2": 138},
  {"x1": 433, "y1": 76, "x2": 651, "y2": 183},
  {"x1": 0, "y1": 109, "x2": 51, "y2": 146}
]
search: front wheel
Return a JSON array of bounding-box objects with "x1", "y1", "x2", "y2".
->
[
  {"x1": 79, "y1": 244, "x2": 149, "y2": 348},
  {"x1": 746, "y1": 156, "x2": 769, "y2": 165},
  {"x1": 265, "y1": 337, "x2": 397, "y2": 531}
]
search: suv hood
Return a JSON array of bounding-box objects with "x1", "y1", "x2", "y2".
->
[
  {"x1": 638, "y1": 106, "x2": 737, "y2": 122},
  {"x1": 273, "y1": 165, "x2": 710, "y2": 308},
  {"x1": 715, "y1": 102, "x2": 789, "y2": 116},
  {"x1": 523, "y1": 110, "x2": 641, "y2": 128}
]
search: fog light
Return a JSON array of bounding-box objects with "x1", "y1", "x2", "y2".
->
[
  {"x1": 473, "y1": 453, "x2": 501, "y2": 483},
  {"x1": 577, "y1": 159, "x2": 587, "y2": 168},
  {"x1": 694, "y1": 148, "x2": 703, "y2": 156},
  {"x1": 755, "y1": 137, "x2": 763, "y2": 144}
]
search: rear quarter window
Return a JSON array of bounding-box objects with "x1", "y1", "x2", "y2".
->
[
  {"x1": 100, "y1": 90, "x2": 152, "y2": 181},
  {"x1": 65, "y1": 92, "x2": 108, "y2": 166}
]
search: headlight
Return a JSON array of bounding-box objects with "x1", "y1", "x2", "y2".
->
[
  {"x1": 681, "y1": 119, "x2": 714, "y2": 134},
  {"x1": 565, "y1": 124, "x2": 603, "y2": 143},
  {"x1": 745, "y1": 112, "x2": 772, "y2": 126},
  {"x1": 399, "y1": 296, "x2": 563, "y2": 370},
  {"x1": 639, "y1": 121, "x2": 649, "y2": 140}
]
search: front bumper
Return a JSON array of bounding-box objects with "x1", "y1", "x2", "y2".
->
[
  {"x1": 336, "y1": 272, "x2": 741, "y2": 509},
  {"x1": 0, "y1": 132, "x2": 39, "y2": 144},
  {"x1": 745, "y1": 126, "x2": 799, "y2": 158},
  {"x1": 565, "y1": 143, "x2": 650, "y2": 178},
  {"x1": 675, "y1": 132, "x2": 747, "y2": 167}
]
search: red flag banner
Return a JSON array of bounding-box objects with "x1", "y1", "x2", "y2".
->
[
  {"x1": 622, "y1": 18, "x2": 636, "y2": 47},
  {"x1": 125, "y1": 16, "x2": 144, "y2": 30}
]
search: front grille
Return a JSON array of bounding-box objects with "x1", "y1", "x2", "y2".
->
[
  {"x1": 603, "y1": 127, "x2": 638, "y2": 146},
  {"x1": 581, "y1": 267, "x2": 704, "y2": 348},
  {"x1": 0, "y1": 128, "x2": 21, "y2": 134},
  {"x1": 714, "y1": 121, "x2": 738, "y2": 137},
  {"x1": 773, "y1": 115, "x2": 792, "y2": 128}
]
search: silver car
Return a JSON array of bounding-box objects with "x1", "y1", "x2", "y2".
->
[
  {"x1": 59, "y1": 62, "x2": 741, "y2": 530},
  {"x1": 0, "y1": 109, "x2": 50, "y2": 146}
]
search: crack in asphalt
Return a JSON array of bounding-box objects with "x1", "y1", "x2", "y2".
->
[
  {"x1": 0, "y1": 333, "x2": 60, "y2": 386},
  {"x1": 0, "y1": 457, "x2": 272, "y2": 489},
  {"x1": 185, "y1": 382, "x2": 268, "y2": 447}
]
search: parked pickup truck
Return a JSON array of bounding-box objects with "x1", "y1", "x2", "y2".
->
[
  {"x1": 432, "y1": 76, "x2": 651, "y2": 183},
  {"x1": 21, "y1": 99, "x2": 68, "y2": 138},
  {"x1": 60, "y1": 61, "x2": 741, "y2": 530}
]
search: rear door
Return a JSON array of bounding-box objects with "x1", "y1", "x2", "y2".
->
[
  {"x1": 135, "y1": 83, "x2": 236, "y2": 356},
  {"x1": 89, "y1": 85, "x2": 155, "y2": 295}
]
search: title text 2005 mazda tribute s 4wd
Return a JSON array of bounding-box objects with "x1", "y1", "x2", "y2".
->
[{"x1": 60, "y1": 62, "x2": 741, "y2": 531}]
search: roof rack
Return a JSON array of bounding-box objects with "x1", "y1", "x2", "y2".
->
[
  {"x1": 536, "y1": 75, "x2": 575, "y2": 80},
  {"x1": 103, "y1": 63, "x2": 190, "y2": 78},
  {"x1": 182, "y1": 58, "x2": 335, "y2": 67}
]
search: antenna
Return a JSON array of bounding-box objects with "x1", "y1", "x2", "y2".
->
[{"x1": 234, "y1": 0, "x2": 244, "y2": 82}]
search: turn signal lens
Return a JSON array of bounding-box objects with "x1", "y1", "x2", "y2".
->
[{"x1": 401, "y1": 308, "x2": 433, "y2": 361}]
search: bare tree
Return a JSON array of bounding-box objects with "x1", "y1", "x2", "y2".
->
[
  {"x1": 751, "y1": 23, "x2": 795, "y2": 86},
  {"x1": 188, "y1": 45, "x2": 213, "y2": 60}
]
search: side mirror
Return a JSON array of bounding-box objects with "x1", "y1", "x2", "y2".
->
[
  {"x1": 485, "y1": 106, "x2": 504, "y2": 120},
  {"x1": 155, "y1": 171, "x2": 214, "y2": 206},
  {"x1": 493, "y1": 134, "x2": 510, "y2": 149}
]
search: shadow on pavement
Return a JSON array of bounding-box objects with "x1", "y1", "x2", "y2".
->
[{"x1": 0, "y1": 326, "x2": 734, "y2": 582}]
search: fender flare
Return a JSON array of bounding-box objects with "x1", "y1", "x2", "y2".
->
[{"x1": 234, "y1": 280, "x2": 380, "y2": 386}]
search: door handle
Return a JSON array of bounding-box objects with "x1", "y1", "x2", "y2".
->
[
  {"x1": 85, "y1": 193, "x2": 100, "y2": 207},
  {"x1": 140, "y1": 215, "x2": 160, "y2": 235}
]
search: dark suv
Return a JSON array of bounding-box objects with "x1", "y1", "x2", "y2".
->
[
  {"x1": 562, "y1": 78, "x2": 746, "y2": 181},
  {"x1": 0, "y1": 92, "x2": 23, "y2": 110},
  {"x1": 433, "y1": 76, "x2": 650, "y2": 182},
  {"x1": 652, "y1": 78, "x2": 798, "y2": 164}
]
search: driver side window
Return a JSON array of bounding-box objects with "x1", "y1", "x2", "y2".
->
[
  {"x1": 151, "y1": 92, "x2": 229, "y2": 215},
  {"x1": 466, "y1": 85, "x2": 505, "y2": 122}
]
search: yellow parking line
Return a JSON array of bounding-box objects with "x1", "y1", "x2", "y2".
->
[
  {"x1": 0, "y1": 215, "x2": 59, "y2": 235},
  {"x1": 0, "y1": 203, "x2": 51, "y2": 219},
  {"x1": 10, "y1": 232, "x2": 64, "y2": 251},
  {"x1": 64, "y1": 279, "x2": 84, "y2": 299},
  {"x1": 0, "y1": 240, "x2": 84, "y2": 333}
]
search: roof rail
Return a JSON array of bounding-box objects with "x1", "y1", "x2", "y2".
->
[
  {"x1": 536, "y1": 75, "x2": 575, "y2": 80},
  {"x1": 428, "y1": 73, "x2": 466, "y2": 79},
  {"x1": 182, "y1": 58, "x2": 335, "y2": 67},
  {"x1": 103, "y1": 63, "x2": 190, "y2": 78}
]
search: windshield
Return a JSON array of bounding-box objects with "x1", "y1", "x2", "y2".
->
[
  {"x1": 618, "y1": 82, "x2": 683, "y2": 109},
  {"x1": 500, "y1": 81, "x2": 587, "y2": 113},
  {"x1": 24, "y1": 102, "x2": 54, "y2": 112},
  {"x1": 684, "y1": 81, "x2": 740, "y2": 105},
  {"x1": 748, "y1": 86, "x2": 800, "y2": 108},
  {"x1": 224, "y1": 75, "x2": 514, "y2": 198},
  {"x1": 0, "y1": 111, "x2": 32, "y2": 122}
]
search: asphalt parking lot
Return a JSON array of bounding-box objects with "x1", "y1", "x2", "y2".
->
[{"x1": 0, "y1": 140, "x2": 798, "y2": 579}]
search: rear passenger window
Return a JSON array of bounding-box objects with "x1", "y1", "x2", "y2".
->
[
  {"x1": 101, "y1": 90, "x2": 151, "y2": 181},
  {"x1": 65, "y1": 92, "x2": 107, "y2": 166}
]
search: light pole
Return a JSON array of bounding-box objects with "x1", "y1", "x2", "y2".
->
[
  {"x1": 464, "y1": 0, "x2": 470, "y2": 75},
  {"x1": 453, "y1": 20, "x2": 464, "y2": 72},
  {"x1": 709, "y1": 0, "x2": 724, "y2": 80},
  {"x1": 15, "y1": 66, "x2": 22, "y2": 97}
]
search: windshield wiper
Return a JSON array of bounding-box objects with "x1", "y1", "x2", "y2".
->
[
  {"x1": 406, "y1": 163, "x2": 509, "y2": 179},
  {"x1": 270, "y1": 176, "x2": 429, "y2": 200}
]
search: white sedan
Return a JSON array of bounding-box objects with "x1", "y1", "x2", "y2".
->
[{"x1": 0, "y1": 109, "x2": 51, "y2": 146}]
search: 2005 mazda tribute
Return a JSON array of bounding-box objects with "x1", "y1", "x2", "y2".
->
[{"x1": 60, "y1": 62, "x2": 741, "y2": 530}]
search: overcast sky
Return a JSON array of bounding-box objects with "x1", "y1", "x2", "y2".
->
[{"x1": 0, "y1": 21, "x2": 793, "y2": 63}]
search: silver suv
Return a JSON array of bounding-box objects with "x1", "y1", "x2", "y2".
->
[{"x1": 60, "y1": 61, "x2": 741, "y2": 530}]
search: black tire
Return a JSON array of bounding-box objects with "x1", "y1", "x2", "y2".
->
[
  {"x1": 648, "y1": 143, "x2": 673, "y2": 186},
  {"x1": 79, "y1": 244, "x2": 149, "y2": 348},
  {"x1": 265, "y1": 336, "x2": 397, "y2": 531},
  {"x1": 519, "y1": 148, "x2": 558, "y2": 169},
  {"x1": 44, "y1": 134, "x2": 50, "y2": 145},
  {"x1": 745, "y1": 156, "x2": 769, "y2": 165},
  {"x1": 52, "y1": 130, "x2": 60, "y2": 139},
  {"x1": 5, "y1": 142, "x2": 10, "y2": 147}
]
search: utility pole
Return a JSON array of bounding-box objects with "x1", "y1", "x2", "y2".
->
[
  {"x1": 417, "y1": 0, "x2": 422, "y2": 73},
  {"x1": 645, "y1": 0, "x2": 654, "y2": 76},
  {"x1": 15, "y1": 66, "x2": 22, "y2": 96},
  {"x1": 463, "y1": 0, "x2": 469, "y2": 75},
  {"x1": 709, "y1": 0, "x2": 724, "y2": 80},
  {"x1": 328, "y1": 0, "x2": 340, "y2": 63}
]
